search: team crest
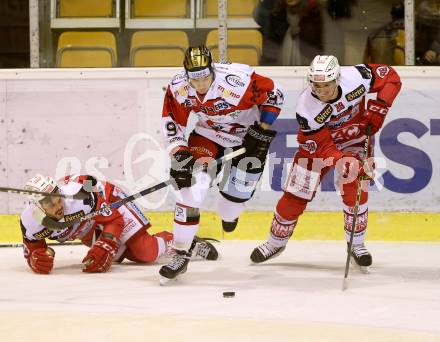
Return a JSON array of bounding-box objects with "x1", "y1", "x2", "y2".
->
[{"x1": 376, "y1": 66, "x2": 390, "y2": 78}]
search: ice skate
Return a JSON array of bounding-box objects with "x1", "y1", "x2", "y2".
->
[
  {"x1": 159, "y1": 250, "x2": 190, "y2": 285},
  {"x1": 250, "y1": 241, "x2": 285, "y2": 263},
  {"x1": 222, "y1": 218, "x2": 238, "y2": 233},
  {"x1": 350, "y1": 243, "x2": 372, "y2": 273},
  {"x1": 191, "y1": 236, "x2": 219, "y2": 260}
]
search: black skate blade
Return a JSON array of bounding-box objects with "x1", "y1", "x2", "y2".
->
[
  {"x1": 159, "y1": 276, "x2": 178, "y2": 286},
  {"x1": 350, "y1": 259, "x2": 370, "y2": 274}
]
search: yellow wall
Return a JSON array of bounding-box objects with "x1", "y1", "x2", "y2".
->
[{"x1": 2, "y1": 211, "x2": 439, "y2": 243}]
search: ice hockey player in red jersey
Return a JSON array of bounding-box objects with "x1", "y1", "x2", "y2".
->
[
  {"x1": 250, "y1": 55, "x2": 401, "y2": 270},
  {"x1": 159, "y1": 46, "x2": 284, "y2": 282},
  {"x1": 20, "y1": 174, "x2": 218, "y2": 274}
]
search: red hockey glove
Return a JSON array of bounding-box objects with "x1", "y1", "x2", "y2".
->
[
  {"x1": 82, "y1": 235, "x2": 118, "y2": 273},
  {"x1": 361, "y1": 99, "x2": 389, "y2": 136},
  {"x1": 339, "y1": 154, "x2": 375, "y2": 181},
  {"x1": 27, "y1": 247, "x2": 55, "y2": 274}
]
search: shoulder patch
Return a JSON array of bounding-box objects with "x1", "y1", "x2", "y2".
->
[
  {"x1": 354, "y1": 65, "x2": 372, "y2": 79},
  {"x1": 314, "y1": 104, "x2": 333, "y2": 124},
  {"x1": 296, "y1": 113, "x2": 311, "y2": 130},
  {"x1": 345, "y1": 84, "x2": 366, "y2": 101},
  {"x1": 375, "y1": 66, "x2": 390, "y2": 78},
  {"x1": 265, "y1": 90, "x2": 282, "y2": 106}
]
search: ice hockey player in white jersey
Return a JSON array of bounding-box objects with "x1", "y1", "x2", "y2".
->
[
  {"x1": 251, "y1": 55, "x2": 401, "y2": 270},
  {"x1": 20, "y1": 174, "x2": 218, "y2": 274},
  {"x1": 160, "y1": 46, "x2": 284, "y2": 282}
]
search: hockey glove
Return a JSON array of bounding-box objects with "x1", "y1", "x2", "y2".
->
[
  {"x1": 339, "y1": 154, "x2": 374, "y2": 181},
  {"x1": 170, "y1": 148, "x2": 196, "y2": 190},
  {"x1": 242, "y1": 123, "x2": 277, "y2": 161},
  {"x1": 27, "y1": 247, "x2": 55, "y2": 274},
  {"x1": 82, "y1": 235, "x2": 118, "y2": 273},
  {"x1": 361, "y1": 99, "x2": 389, "y2": 136}
]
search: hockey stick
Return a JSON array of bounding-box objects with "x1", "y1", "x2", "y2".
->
[
  {"x1": 342, "y1": 126, "x2": 372, "y2": 291},
  {"x1": 41, "y1": 147, "x2": 246, "y2": 231},
  {"x1": 0, "y1": 186, "x2": 89, "y2": 200},
  {"x1": 0, "y1": 241, "x2": 83, "y2": 248}
]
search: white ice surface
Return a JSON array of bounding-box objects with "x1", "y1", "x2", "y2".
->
[{"x1": 1, "y1": 241, "x2": 440, "y2": 341}]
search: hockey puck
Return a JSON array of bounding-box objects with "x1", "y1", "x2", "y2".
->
[{"x1": 222, "y1": 291, "x2": 235, "y2": 298}]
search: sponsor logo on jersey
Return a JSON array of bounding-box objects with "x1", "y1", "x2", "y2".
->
[
  {"x1": 169, "y1": 137, "x2": 186, "y2": 145},
  {"x1": 64, "y1": 210, "x2": 85, "y2": 222},
  {"x1": 225, "y1": 74, "x2": 245, "y2": 87},
  {"x1": 328, "y1": 115, "x2": 350, "y2": 129},
  {"x1": 213, "y1": 100, "x2": 231, "y2": 111},
  {"x1": 345, "y1": 84, "x2": 366, "y2": 101},
  {"x1": 218, "y1": 85, "x2": 240, "y2": 99},
  {"x1": 299, "y1": 140, "x2": 317, "y2": 154},
  {"x1": 171, "y1": 74, "x2": 186, "y2": 85},
  {"x1": 174, "y1": 85, "x2": 189, "y2": 98},
  {"x1": 33, "y1": 228, "x2": 51, "y2": 239},
  {"x1": 199, "y1": 101, "x2": 231, "y2": 115},
  {"x1": 214, "y1": 132, "x2": 241, "y2": 144},
  {"x1": 376, "y1": 66, "x2": 390, "y2": 78},
  {"x1": 190, "y1": 146, "x2": 215, "y2": 157},
  {"x1": 54, "y1": 225, "x2": 74, "y2": 240},
  {"x1": 328, "y1": 106, "x2": 357, "y2": 129},
  {"x1": 231, "y1": 176, "x2": 257, "y2": 188},
  {"x1": 314, "y1": 105, "x2": 333, "y2": 124}
]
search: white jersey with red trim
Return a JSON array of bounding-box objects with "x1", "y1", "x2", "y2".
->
[
  {"x1": 20, "y1": 181, "x2": 97, "y2": 243},
  {"x1": 162, "y1": 62, "x2": 284, "y2": 150},
  {"x1": 20, "y1": 177, "x2": 150, "y2": 245},
  {"x1": 296, "y1": 64, "x2": 401, "y2": 152}
]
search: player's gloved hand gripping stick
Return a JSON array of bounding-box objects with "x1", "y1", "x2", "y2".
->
[{"x1": 40, "y1": 148, "x2": 246, "y2": 231}]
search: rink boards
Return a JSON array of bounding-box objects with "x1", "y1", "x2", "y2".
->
[
  {"x1": 0, "y1": 67, "x2": 439, "y2": 242},
  {"x1": 1, "y1": 211, "x2": 439, "y2": 243}
]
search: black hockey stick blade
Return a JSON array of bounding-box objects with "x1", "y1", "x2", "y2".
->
[{"x1": 42, "y1": 147, "x2": 246, "y2": 231}]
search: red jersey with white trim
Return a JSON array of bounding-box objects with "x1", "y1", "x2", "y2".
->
[
  {"x1": 162, "y1": 62, "x2": 284, "y2": 151},
  {"x1": 296, "y1": 64, "x2": 401, "y2": 157}
]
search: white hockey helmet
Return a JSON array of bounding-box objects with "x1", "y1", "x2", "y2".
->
[
  {"x1": 307, "y1": 55, "x2": 340, "y2": 84},
  {"x1": 25, "y1": 174, "x2": 58, "y2": 206}
]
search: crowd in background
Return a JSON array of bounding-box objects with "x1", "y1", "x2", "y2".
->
[
  {"x1": 254, "y1": 0, "x2": 440, "y2": 66},
  {"x1": 1, "y1": 0, "x2": 440, "y2": 68}
]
